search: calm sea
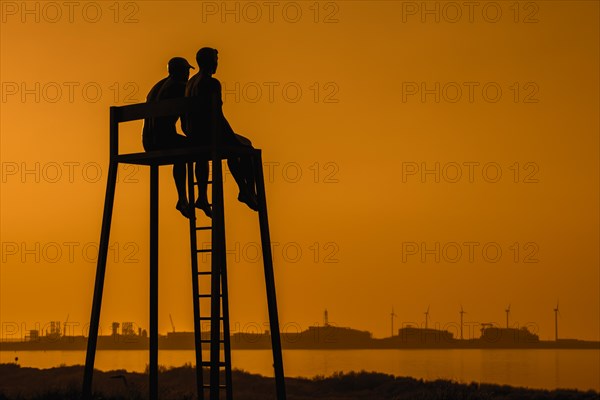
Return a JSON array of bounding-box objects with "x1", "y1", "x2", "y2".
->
[{"x1": 1, "y1": 349, "x2": 599, "y2": 392}]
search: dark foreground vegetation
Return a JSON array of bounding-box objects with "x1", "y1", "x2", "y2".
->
[{"x1": 0, "y1": 363, "x2": 598, "y2": 400}]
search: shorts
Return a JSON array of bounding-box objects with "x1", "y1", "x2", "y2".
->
[{"x1": 143, "y1": 133, "x2": 189, "y2": 152}]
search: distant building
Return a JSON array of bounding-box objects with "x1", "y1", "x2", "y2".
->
[
  {"x1": 397, "y1": 326, "x2": 454, "y2": 345},
  {"x1": 121, "y1": 322, "x2": 135, "y2": 336},
  {"x1": 48, "y1": 321, "x2": 61, "y2": 337},
  {"x1": 480, "y1": 326, "x2": 539, "y2": 345}
]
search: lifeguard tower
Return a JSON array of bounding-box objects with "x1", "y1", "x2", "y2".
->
[{"x1": 81, "y1": 96, "x2": 286, "y2": 400}]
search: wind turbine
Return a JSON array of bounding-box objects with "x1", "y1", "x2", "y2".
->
[
  {"x1": 63, "y1": 314, "x2": 69, "y2": 337},
  {"x1": 459, "y1": 305, "x2": 466, "y2": 340},
  {"x1": 554, "y1": 300, "x2": 560, "y2": 341},
  {"x1": 505, "y1": 304, "x2": 511, "y2": 328},
  {"x1": 390, "y1": 307, "x2": 397, "y2": 337},
  {"x1": 424, "y1": 305, "x2": 430, "y2": 330},
  {"x1": 169, "y1": 313, "x2": 176, "y2": 333}
]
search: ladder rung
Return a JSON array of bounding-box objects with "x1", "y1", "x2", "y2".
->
[
  {"x1": 203, "y1": 385, "x2": 227, "y2": 389},
  {"x1": 196, "y1": 249, "x2": 212, "y2": 253},
  {"x1": 198, "y1": 294, "x2": 222, "y2": 298},
  {"x1": 200, "y1": 361, "x2": 226, "y2": 366},
  {"x1": 198, "y1": 271, "x2": 212, "y2": 275},
  {"x1": 200, "y1": 339, "x2": 225, "y2": 343},
  {"x1": 196, "y1": 226, "x2": 212, "y2": 231},
  {"x1": 199, "y1": 317, "x2": 224, "y2": 321}
]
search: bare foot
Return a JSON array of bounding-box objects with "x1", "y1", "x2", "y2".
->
[
  {"x1": 176, "y1": 200, "x2": 191, "y2": 219},
  {"x1": 238, "y1": 190, "x2": 259, "y2": 212},
  {"x1": 195, "y1": 198, "x2": 212, "y2": 218}
]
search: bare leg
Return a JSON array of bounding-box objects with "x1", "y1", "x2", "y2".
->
[
  {"x1": 242, "y1": 155, "x2": 256, "y2": 196},
  {"x1": 225, "y1": 133, "x2": 258, "y2": 211},
  {"x1": 173, "y1": 163, "x2": 190, "y2": 218},
  {"x1": 194, "y1": 160, "x2": 212, "y2": 218},
  {"x1": 227, "y1": 158, "x2": 246, "y2": 191},
  {"x1": 233, "y1": 134, "x2": 256, "y2": 194},
  {"x1": 228, "y1": 157, "x2": 258, "y2": 211}
]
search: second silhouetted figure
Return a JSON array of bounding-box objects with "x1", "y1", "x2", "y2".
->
[{"x1": 184, "y1": 47, "x2": 259, "y2": 211}]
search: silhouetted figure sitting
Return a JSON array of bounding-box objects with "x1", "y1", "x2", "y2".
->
[
  {"x1": 142, "y1": 57, "x2": 211, "y2": 218},
  {"x1": 184, "y1": 47, "x2": 259, "y2": 211}
]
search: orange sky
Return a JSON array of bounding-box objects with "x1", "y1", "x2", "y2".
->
[{"x1": 1, "y1": 1, "x2": 599, "y2": 343}]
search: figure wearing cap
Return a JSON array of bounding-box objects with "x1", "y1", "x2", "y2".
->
[
  {"x1": 142, "y1": 57, "x2": 211, "y2": 218},
  {"x1": 143, "y1": 57, "x2": 194, "y2": 151}
]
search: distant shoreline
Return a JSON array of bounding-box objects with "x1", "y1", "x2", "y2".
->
[
  {"x1": 6, "y1": 323, "x2": 599, "y2": 352},
  {"x1": 2, "y1": 341, "x2": 600, "y2": 351},
  {"x1": 1, "y1": 363, "x2": 598, "y2": 400},
  {"x1": 3, "y1": 324, "x2": 598, "y2": 352},
  {"x1": 1, "y1": 333, "x2": 598, "y2": 351}
]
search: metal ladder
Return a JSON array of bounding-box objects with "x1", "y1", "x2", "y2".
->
[{"x1": 186, "y1": 158, "x2": 233, "y2": 400}]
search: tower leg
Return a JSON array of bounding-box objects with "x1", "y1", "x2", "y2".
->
[
  {"x1": 82, "y1": 161, "x2": 119, "y2": 400},
  {"x1": 253, "y1": 151, "x2": 287, "y2": 400},
  {"x1": 220, "y1": 230, "x2": 233, "y2": 400},
  {"x1": 149, "y1": 165, "x2": 159, "y2": 400},
  {"x1": 210, "y1": 157, "x2": 226, "y2": 400}
]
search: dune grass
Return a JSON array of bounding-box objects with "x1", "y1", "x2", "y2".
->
[{"x1": 0, "y1": 363, "x2": 598, "y2": 400}]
